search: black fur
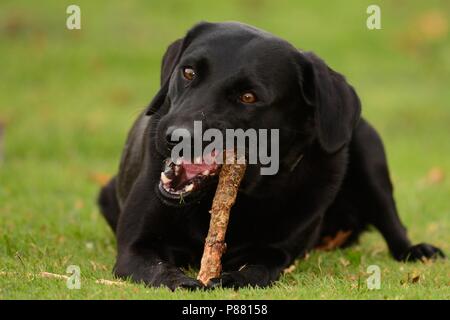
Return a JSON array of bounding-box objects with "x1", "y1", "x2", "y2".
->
[{"x1": 98, "y1": 22, "x2": 445, "y2": 290}]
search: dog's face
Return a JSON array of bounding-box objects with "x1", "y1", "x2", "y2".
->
[{"x1": 148, "y1": 22, "x2": 360, "y2": 205}]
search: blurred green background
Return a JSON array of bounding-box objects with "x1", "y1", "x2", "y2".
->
[{"x1": 0, "y1": 0, "x2": 449, "y2": 299}]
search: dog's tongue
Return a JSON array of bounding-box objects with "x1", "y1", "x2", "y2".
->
[
  {"x1": 179, "y1": 151, "x2": 219, "y2": 180},
  {"x1": 181, "y1": 162, "x2": 217, "y2": 180}
]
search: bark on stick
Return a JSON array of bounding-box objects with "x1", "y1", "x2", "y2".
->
[{"x1": 197, "y1": 152, "x2": 246, "y2": 285}]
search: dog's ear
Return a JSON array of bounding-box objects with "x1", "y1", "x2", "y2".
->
[
  {"x1": 146, "y1": 22, "x2": 213, "y2": 115},
  {"x1": 145, "y1": 38, "x2": 184, "y2": 115},
  {"x1": 297, "y1": 52, "x2": 361, "y2": 153}
]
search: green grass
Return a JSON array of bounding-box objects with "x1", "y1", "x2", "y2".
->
[{"x1": 0, "y1": 0, "x2": 449, "y2": 299}]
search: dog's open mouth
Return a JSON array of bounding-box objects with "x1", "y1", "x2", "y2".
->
[{"x1": 158, "y1": 153, "x2": 221, "y2": 201}]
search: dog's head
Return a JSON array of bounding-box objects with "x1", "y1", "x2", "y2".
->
[{"x1": 148, "y1": 22, "x2": 360, "y2": 205}]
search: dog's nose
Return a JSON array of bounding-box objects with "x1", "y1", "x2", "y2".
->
[{"x1": 165, "y1": 125, "x2": 192, "y2": 150}]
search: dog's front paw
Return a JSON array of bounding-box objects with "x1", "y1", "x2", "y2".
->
[
  {"x1": 166, "y1": 274, "x2": 205, "y2": 291},
  {"x1": 206, "y1": 265, "x2": 272, "y2": 289},
  {"x1": 399, "y1": 243, "x2": 445, "y2": 262},
  {"x1": 207, "y1": 272, "x2": 243, "y2": 290}
]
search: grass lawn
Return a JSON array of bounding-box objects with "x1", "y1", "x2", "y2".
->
[{"x1": 0, "y1": 0, "x2": 449, "y2": 299}]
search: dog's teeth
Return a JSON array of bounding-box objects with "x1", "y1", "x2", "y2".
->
[
  {"x1": 164, "y1": 168, "x2": 175, "y2": 179},
  {"x1": 184, "y1": 184, "x2": 194, "y2": 192},
  {"x1": 175, "y1": 158, "x2": 182, "y2": 165},
  {"x1": 160, "y1": 172, "x2": 172, "y2": 184},
  {"x1": 202, "y1": 170, "x2": 210, "y2": 175},
  {"x1": 195, "y1": 156, "x2": 202, "y2": 164}
]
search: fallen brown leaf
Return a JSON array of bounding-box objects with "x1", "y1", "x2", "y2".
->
[
  {"x1": 425, "y1": 167, "x2": 445, "y2": 185},
  {"x1": 3, "y1": 11, "x2": 28, "y2": 38},
  {"x1": 396, "y1": 10, "x2": 448, "y2": 55},
  {"x1": 411, "y1": 274, "x2": 420, "y2": 283},
  {"x1": 89, "y1": 172, "x2": 111, "y2": 186},
  {"x1": 417, "y1": 10, "x2": 448, "y2": 41},
  {"x1": 315, "y1": 230, "x2": 352, "y2": 251},
  {"x1": 401, "y1": 271, "x2": 422, "y2": 285},
  {"x1": 75, "y1": 199, "x2": 84, "y2": 210}
]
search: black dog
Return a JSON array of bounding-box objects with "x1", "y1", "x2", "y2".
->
[{"x1": 98, "y1": 22, "x2": 444, "y2": 290}]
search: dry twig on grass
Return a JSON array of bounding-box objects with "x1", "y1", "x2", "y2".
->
[{"x1": 1, "y1": 271, "x2": 127, "y2": 286}]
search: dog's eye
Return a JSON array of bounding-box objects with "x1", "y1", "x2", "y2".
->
[
  {"x1": 182, "y1": 67, "x2": 196, "y2": 81},
  {"x1": 239, "y1": 92, "x2": 257, "y2": 104}
]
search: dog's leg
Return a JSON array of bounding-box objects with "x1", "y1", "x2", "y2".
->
[
  {"x1": 349, "y1": 119, "x2": 444, "y2": 261},
  {"x1": 113, "y1": 175, "x2": 203, "y2": 290},
  {"x1": 114, "y1": 249, "x2": 202, "y2": 290},
  {"x1": 98, "y1": 177, "x2": 120, "y2": 232}
]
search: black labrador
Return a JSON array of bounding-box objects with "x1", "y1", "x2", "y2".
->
[{"x1": 98, "y1": 21, "x2": 444, "y2": 290}]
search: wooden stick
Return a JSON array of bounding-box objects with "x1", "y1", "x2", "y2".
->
[{"x1": 197, "y1": 151, "x2": 246, "y2": 285}]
